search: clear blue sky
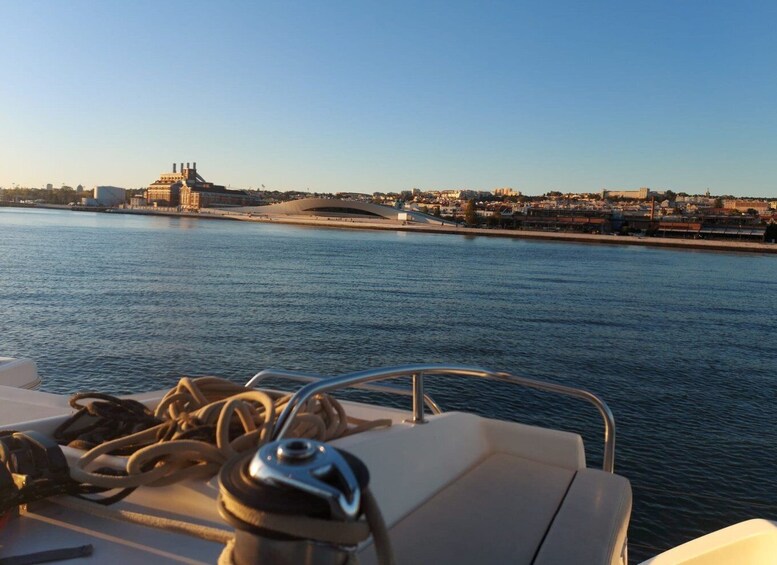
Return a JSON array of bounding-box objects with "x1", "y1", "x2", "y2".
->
[{"x1": 1, "y1": 1, "x2": 775, "y2": 197}]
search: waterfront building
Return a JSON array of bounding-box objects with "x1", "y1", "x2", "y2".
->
[
  {"x1": 233, "y1": 197, "x2": 456, "y2": 225},
  {"x1": 180, "y1": 184, "x2": 256, "y2": 210},
  {"x1": 655, "y1": 218, "x2": 765, "y2": 240},
  {"x1": 145, "y1": 162, "x2": 255, "y2": 210},
  {"x1": 146, "y1": 163, "x2": 189, "y2": 206},
  {"x1": 94, "y1": 186, "x2": 126, "y2": 207},
  {"x1": 520, "y1": 208, "x2": 612, "y2": 234}
]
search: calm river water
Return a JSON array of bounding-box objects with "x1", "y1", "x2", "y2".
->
[{"x1": 1, "y1": 207, "x2": 775, "y2": 561}]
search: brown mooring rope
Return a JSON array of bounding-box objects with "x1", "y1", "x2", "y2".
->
[{"x1": 54, "y1": 376, "x2": 392, "y2": 489}]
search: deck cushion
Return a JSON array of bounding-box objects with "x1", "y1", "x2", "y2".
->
[
  {"x1": 359, "y1": 452, "x2": 575, "y2": 564},
  {"x1": 534, "y1": 468, "x2": 632, "y2": 565}
]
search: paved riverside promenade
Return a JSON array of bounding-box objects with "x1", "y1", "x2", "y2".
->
[{"x1": 116, "y1": 206, "x2": 777, "y2": 254}]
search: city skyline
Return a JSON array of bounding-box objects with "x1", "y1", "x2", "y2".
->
[{"x1": 2, "y1": 1, "x2": 776, "y2": 197}]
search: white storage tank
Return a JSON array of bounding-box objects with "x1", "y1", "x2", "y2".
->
[{"x1": 94, "y1": 186, "x2": 126, "y2": 207}]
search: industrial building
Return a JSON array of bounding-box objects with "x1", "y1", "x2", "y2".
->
[
  {"x1": 94, "y1": 186, "x2": 126, "y2": 207},
  {"x1": 145, "y1": 162, "x2": 255, "y2": 209},
  {"x1": 79, "y1": 185, "x2": 126, "y2": 207}
]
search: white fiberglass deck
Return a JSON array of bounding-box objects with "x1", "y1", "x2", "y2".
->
[{"x1": 0, "y1": 386, "x2": 631, "y2": 565}]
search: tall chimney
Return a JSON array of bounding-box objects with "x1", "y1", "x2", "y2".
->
[
  {"x1": 193, "y1": 162, "x2": 196, "y2": 171},
  {"x1": 180, "y1": 162, "x2": 184, "y2": 173},
  {"x1": 173, "y1": 163, "x2": 176, "y2": 173},
  {"x1": 187, "y1": 162, "x2": 190, "y2": 169}
]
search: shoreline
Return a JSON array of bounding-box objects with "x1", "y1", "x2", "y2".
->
[
  {"x1": 114, "y1": 206, "x2": 777, "y2": 255},
  {"x1": 9, "y1": 204, "x2": 777, "y2": 254}
]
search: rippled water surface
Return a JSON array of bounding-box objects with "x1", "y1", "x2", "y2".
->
[{"x1": 1, "y1": 207, "x2": 775, "y2": 561}]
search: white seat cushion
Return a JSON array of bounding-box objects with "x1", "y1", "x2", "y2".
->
[{"x1": 358, "y1": 453, "x2": 575, "y2": 564}]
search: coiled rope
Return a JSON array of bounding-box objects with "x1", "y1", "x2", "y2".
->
[{"x1": 55, "y1": 376, "x2": 392, "y2": 490}]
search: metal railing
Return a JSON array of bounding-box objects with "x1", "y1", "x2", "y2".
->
[
  {"x1": 245, "y1": 368, "x2": 443, "y2": 415},
  {"x1": 249, "y1": 364, "x2": 616, "y2": 473}
]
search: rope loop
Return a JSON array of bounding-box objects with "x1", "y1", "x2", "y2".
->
[{"x1": 58, "y1": 376, "x2": 392, "y2": 490}]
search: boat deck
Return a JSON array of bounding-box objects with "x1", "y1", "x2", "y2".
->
[{"x1": 1, "y1": 386, "x2": 631, "y2": 565}]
